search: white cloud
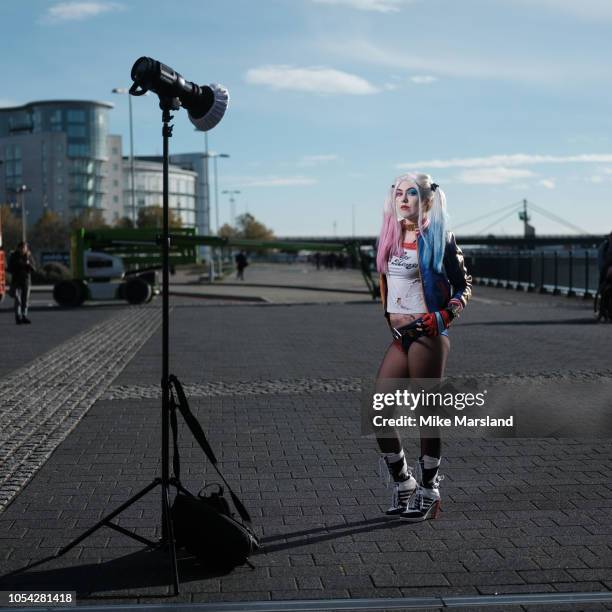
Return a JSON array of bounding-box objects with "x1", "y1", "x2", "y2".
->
[
  {"x1": 397, "y1": 153, "x2": 612, "y2": 170},
  {"x1": 410, "y1": 75, "x2": 438, "y2": 84},
  {"x1": 42, "y1": 1, "x2": 124, "y2": 23},
  {"x1": 245, "y1": 65, "x2": 379, "y2": 95},
  {"x1": 456, "y1": 167, "x2": 536, "y2": 185},
  {"x1": 587, "y1": 175, "x2": 604, "y2": 183},
  {"x1": 310, "y1": 0, "x2": 416, "y2": 13},
  {"x1": 322, "y1": 39, "x2": 601, "y2": 83},
  {"x1": 229, "y1": 175, "x2": 318, "y2": 188},
  {"x1": 298, "y1": 154, "x2": 339, "y2": 167},
  {"x1": 539, "y1": 179, "x2": 556, "y2": 189}
]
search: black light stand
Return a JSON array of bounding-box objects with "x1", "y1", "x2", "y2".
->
[{"x1": 5, "y1": 97, "x2": 184, "y2": 596}]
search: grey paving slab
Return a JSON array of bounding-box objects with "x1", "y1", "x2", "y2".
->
[
  {"x1": 170, "y1": 262, "x2": 372, "y2": 304},
  {"x1": 0, "y1": 390, "x2": 610, "y2": 603},
  {"x1": 0, "y1": 295, "x2": 122, "y2": 378},
  {"x1": 113, "y1": 294, "x2": 611, "y2": 387},
  {"x1": 0, "y1": 306, "x2": 163, "y2": 512},
  {"x1": 0, "y1": 266, "x2": 610, "y2": 606}
]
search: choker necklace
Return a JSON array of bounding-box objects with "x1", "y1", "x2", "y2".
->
[{"x1": 402, "y1": 221, "x2": 417, "y2": 231}]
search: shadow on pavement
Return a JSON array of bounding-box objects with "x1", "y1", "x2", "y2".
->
[
  {"x1": 0, "y1": 517, "x2": 405, "y2": 597},
  {"x1": 460, "y1": 318, "x2": 599, "y2": 326},
  {"x1": 0, "y1": 549, "x2": 230, "y2": 598},
  {"x1": 258, "y1": 515, "x2": 406, "y2": 554}
]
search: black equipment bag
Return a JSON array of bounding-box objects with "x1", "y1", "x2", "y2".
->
[{"x1": 168, "y1": 375, "x2": 260, "y2": 570}]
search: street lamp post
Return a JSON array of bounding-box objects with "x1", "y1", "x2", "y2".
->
[
  {"x1": 207, "y1": 153, "x2": 230, "y2": 274},
  {"x1": 8, "y1": 185, "x2": 32, "y2": 243},
  {"x1": 222, "y1": 189, "x2": 241, "y2": 273},
  {"x1": 200, "y1": 134, "x2": 215, "y2": 281},
  {"x1": 222, "y1": 190, "x2": 241, "y2": 227},
  {"x1": 112, "y1": 87, "x2": 137, "y2": 224},
  {"x1": 199, "y1": 135, "x2": 231, "y2": 280},
  {"x1": 208, "y1": 153, "x2": 230, "y2": 234}
]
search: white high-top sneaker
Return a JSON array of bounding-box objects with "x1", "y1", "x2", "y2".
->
[
  {"x1": 400, "y1": 474, "x2": 444, "y2": 522},
  {"x1": 386, "y1": 476, "x2": 418, "y2": 516},
  {"x1": 380, "y1": 456, "x2": 418, "y2": 516}
]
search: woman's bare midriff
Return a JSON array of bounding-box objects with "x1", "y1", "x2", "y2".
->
[{"x1": 389, "y1": 312, "x2": 427, "y2": 329}]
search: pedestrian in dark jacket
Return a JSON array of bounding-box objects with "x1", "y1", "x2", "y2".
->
[
  {"x1": 7, "y1": 241, "x2": 36, "y2": 324},
  {"x1": 235, "y1": 250, "x2": 248, "y2": 281},
  {"x1": 597, "y1": 231, "x2": 612, "y2": 291}
]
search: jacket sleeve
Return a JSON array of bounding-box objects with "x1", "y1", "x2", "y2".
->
[{"x1": 444, "y1": 232, "x2": 472, "y2": 308}]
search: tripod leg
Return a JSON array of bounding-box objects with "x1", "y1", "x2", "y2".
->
[
  {"x1": 161, "y1": 483, "x2": 180, "y2": 595},
  {"x1": 64, "y1": 479, "x2": 162, "y2": 551},
  {"x1": 5, "y1": 479, "x2": 162, "y2": 577}
]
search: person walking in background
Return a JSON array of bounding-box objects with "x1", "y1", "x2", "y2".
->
[
  {"x1": 7, "y1": 241, "x2": 36, "y2": 325},
  {"x1": 597, "y1": 230, "x2": 612, "y2": 290},
  {"x1": 235, "y1": 250, "x2": 248, "y2": 281}
]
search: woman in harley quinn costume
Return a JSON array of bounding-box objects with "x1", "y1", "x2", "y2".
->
[{"x1": 375, "y1": 172, "x2": 472, "y2": 521}]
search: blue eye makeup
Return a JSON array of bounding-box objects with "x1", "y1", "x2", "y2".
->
[{"x1": 396, "y1": 188, "x2": 418, "y2": 198}]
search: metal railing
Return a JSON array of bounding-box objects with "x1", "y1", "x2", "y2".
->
[{"x1": 465, "y1": 250, "x2": 600, "y2": 298}]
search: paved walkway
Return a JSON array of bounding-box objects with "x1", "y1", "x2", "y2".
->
[
  {"x1": 169, "y1": 262, "x2": 372, "y2": 303},
  {"x1": 0, "y1": 264, "x2": 611, "y2": 610}
]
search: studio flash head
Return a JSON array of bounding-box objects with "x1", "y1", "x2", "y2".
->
[{"x1": 130, "y1": 56, "x2": 229, "y2": 131}]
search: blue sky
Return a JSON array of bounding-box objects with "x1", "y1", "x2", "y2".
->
[{"x1": 2, "y1": 0, "x2": 612, "y2": 237}]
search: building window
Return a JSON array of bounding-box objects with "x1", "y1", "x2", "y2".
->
[
  {"x1": 4, "y1": 144, "x2": 22, "y2": 187},
  {"x1": 113, "y1": 195, "x2": 119, "y2": 203},
  {"x1": 67, "y1": 124, "x2": 86, "y2": 137},
  {"x1": 67, "y1": 109, "x2": 86, "y2": 122},
  {"x1": 5, "y1": 144, "x2": 21, "y2": 160},
  {"x1": 68, "y1": 144, "x2": 89, "y2": 157}
]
